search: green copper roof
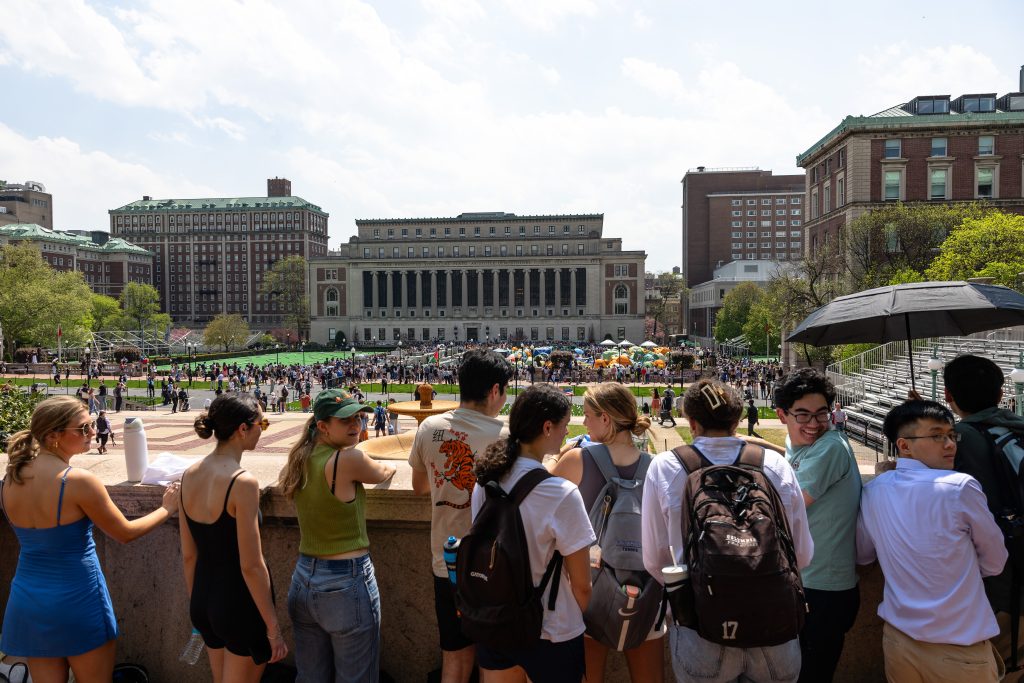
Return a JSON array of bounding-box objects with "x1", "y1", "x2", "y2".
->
[
  {"x1": 796, "y1": 109, "x2": 1024, "y2": 166},
  {"x1": 0, "y1": 223, "x2": 153, "y2": 256},
  {"x1": 109, "y1": 196, "x2": 328, "y2": 215}
]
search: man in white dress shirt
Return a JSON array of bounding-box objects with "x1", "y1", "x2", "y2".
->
[{"x1": 857, "y1": 399, "x2": 1008, "y2": 682}]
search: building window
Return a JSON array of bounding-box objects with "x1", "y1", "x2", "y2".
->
[
  {"x1": 613, "y1": 285, "x2": 629, "y2": 315},
  {"x1": 731, "y1": 231, "x2": 742, "y2": 238},
  {"x1": 930, "y1": 169, "x2": 948, "y2": 200},
  {"x1": 731, "y1": 221, "x2": 741, "y2": 227},
  {"x1": 823, "y1": 183, "x2": 831, "y2": 213},
  {"x1": 884, "y1": 171, "x2": 902, "y2": 201},
  {"x1": 837, "y1": 178, "x2": 845, "y2": 207},
  {"x1": 614, "y1": 264, "x2": 628, "y2": 277},
  {"x1": 731, "y1": 211, "x2": 742, "y2": 217},
  {"x1": 731, "y1": 199, "x2": 741, "y2": 206},
  {"x1": 810, "y1": 189, "x2": 819, "y2": 219},
  {"x1": 979, "y1": 136, "x2": 995, "y2": 155},
  {"x1": 884, "y1": 139, "x2": 902, "y2": 159},
  {"x1": 977, "y1": 167, "x2": 995, "y2": 199},
  {"x1": 791, "y1": 197, "x2": 801, "y2": 204},
  {"x1": 931, "y1": 137, "x2": 948, "y2": 157}
]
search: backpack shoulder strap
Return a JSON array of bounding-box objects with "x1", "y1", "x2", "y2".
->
[
  {"x1": 671, "y1": 444, "x2": 710, "y2": 474},
  {"x1": 509, "y1": 467, "x2": 553, "y2": 506},
  {"x1": 584, "y1": 443, "x2": 619, "y2": 484},
  {"x1": 735, "y1": 444, "x2": 766, "y2": 470}
]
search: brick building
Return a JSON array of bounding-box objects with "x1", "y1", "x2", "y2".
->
[
  {"x1": 680, "y1": 168, "x2": 805, "y2": 333},
  {"x1": 681, "y1": 168, "x2": 805, "y2": 287},
  {"x1": 0, "y1": 180, "x2": 53, "y2": 229},
  {"x1": 109, "y1": 178, "x2": 329, "y2": 326},
  {"x1": 307, "y1": 212, "x2": 646, "y2": 346},
  {"x1": 0, "y1": 223, "x2": 153, "y2": 297},
  {"x1": 797, "y1": 84, "x2": 1024, "y2": 254}
]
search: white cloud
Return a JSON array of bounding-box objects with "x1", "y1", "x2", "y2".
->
[
  {"x1": 498, "y1": 0, "x2": 599, "y2": 31},
  {"x1": 631, "y1": 9, "x2": 651, "y2": 30},
  {"x1": 540, "y1": 65, "x2": 561, "y2": 85},
  {"x1": 621, "y1": 57, "x2": 686, "y2": 101},
  {"x1": 0, "y1": 122, "x2": 215, "y2": 229},
  {"x1": 855, "y1": 44, "x2": 1005, "y2": 113}
]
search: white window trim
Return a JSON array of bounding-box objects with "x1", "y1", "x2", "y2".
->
[{"x1": 975, "y1": 164, "x2": 999, "y2": 200}]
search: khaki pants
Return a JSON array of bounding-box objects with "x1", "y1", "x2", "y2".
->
[
  {"x1": 882, "y1": 622, "x2": 1002, "y2": 683},
  {"x1": 994, "y1": 612, "x2": 1024, "y2": 682}
]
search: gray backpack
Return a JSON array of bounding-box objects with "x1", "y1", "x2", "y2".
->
[{"x1": 582, "y1": 445, "x2": 665, "y2": 651}]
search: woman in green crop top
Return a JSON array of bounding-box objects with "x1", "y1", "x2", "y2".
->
[{"x1": 278, "y1": 389, "x2": 396, "y2": 683}]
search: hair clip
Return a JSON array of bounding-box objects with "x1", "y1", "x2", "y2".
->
[{"x1": 700, "y1": 384, "x2": 724, "y2": 411}]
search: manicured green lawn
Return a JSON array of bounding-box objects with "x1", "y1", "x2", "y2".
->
[{"x1": 675, "y1": 426, "x2": 789, "y2": 450}]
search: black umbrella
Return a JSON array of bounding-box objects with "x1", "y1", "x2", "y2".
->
[{"x1": 786, "y1": 281, "x2": 1024, "y2": 391}]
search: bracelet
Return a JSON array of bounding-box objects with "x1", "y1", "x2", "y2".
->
[{"x1": 267, "y1": 631, "x2": 285, "y2": 641}]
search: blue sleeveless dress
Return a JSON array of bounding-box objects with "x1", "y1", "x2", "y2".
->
[{"x1": 1, "y1": 467, "x2": 119, "y2": 657}]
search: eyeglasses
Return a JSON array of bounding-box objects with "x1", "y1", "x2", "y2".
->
[
  {"x1": 784, "y1": 410, "x2": 831, "y2": 424},
  {"x1": 60, "y1": 421, "x2": 96, "y2": 436},
  {"x1": 902, "y1": 432, "x2": 961, "y2": 444}
]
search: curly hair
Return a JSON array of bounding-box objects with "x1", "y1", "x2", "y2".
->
[
  {"x1": 773, "y1": 368, "x2": 836, "y2": 412},
  {"x1": 475, "y1": 384, "x2": 570, "y2": 484}
]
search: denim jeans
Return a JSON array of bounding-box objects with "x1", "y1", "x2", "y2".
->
[
  {"x1": 287, "y1": 554, "x2": 381, "y2": 683},
  {"x1": 669, "y1": 625, "x2": 801, "y2": 683}
]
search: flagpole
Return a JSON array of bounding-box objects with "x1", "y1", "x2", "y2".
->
[{"x1": 57, "y1": 325, "x2": 62, "y2": 362}]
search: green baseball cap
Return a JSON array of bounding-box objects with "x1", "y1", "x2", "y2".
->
[{"x1": 313, "y1": 389, "x2": 374, "y2": 421}]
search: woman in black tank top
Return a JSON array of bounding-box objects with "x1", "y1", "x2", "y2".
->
[
  {"x1": 179, "y1": 393, "x2": 286, "y2": 680},
  {"x1": 544, "y1": 383, "x2": 663, "y2": 683}
]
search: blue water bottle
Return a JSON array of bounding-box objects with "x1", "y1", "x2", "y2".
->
[{"x1": 443, "y1": 536, "x2": 460, "y2": 586}]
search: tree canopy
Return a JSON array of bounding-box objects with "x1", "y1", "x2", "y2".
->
[
  {"x1": 260, "y1": 255, "x2": 309, "y2": 340},
  {"x1": 204, "y1": 313, "x2": 251, "y2": 352},
  {"x1": 0, "y1": 244, "x2": 94, "y2": 359},
  {"x1": 645, "y1": 271, "x2": 686, "y2": 343},
  {"x1": 119, "y1": 282, "x2": 163, "y2": 331},
  {"x1": 844, "y1": 202, "x2": 990, "y2": 289},
  {"x1": 713, "y1": 282, "x2": 764, "y2": 343},
  {"x1": 925, "y1": 212, "x2": 1024, "y2": 289}
]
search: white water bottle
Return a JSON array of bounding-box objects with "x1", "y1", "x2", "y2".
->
[
  {"x1": 179, "y1": 628, "x2": 205, "y2": 665},
  {"x1": 122, "y1": 417, "x2": 149, "y2": 482}
]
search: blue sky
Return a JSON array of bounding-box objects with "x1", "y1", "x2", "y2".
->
[{"x1": 1, "y1": 0, "x2": 1022, "y2": 271}]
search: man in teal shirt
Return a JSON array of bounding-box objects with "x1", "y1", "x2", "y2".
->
[{"x1": 776, "y1": 369, "x2": 862, "y2": 683}]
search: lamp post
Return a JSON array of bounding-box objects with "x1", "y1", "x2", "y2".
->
[
  {"x1": 397, "y1": 340, "x2": 403, "y2": 392},
  {"x1": 1011, "y1": 352, "x2": 1024, "y2": 418},
  {"x1": 275, "y1": 344, "x2": 280, "y2": 366},
  {"x1": 84, "y1": 346, "x2": 91, "y2": 387},
  {"x1": 927, "y1": 347, "x2": 943, "y2": 402},
  {"x1": 300, "y1": 341, "x2": 305, "y2": 367}
]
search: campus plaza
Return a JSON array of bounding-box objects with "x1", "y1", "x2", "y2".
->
[{"x1": 0, "y1": 395, "x2": 891, "y2": 681}]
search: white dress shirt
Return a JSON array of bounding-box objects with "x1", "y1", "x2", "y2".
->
[
  {"x1": 642, "y1": 436, "x2": 814, "y2": 585},
  {"x1": 856, "y1": 458, "x2": 1007, "y2": 645}
]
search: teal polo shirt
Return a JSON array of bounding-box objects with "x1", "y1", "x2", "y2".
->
[{"x1": 787, "y1": 429, "x2": 861, "y2": 591}]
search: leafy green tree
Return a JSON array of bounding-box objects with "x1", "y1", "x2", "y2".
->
[
  {"x1": 260, "y1": 255, "x2": 309, "y2": 339},
  {"x1": 887, "y1": 267, "x2": 925, "y2": 286},
  {"x1": 713, "y1": 282, "x2": 764, "y2": 343},
  {"x1": 119, "y1": 282, "x2": 163, "y2": 331},
  {"x1": 844, "y1": 202, "x2": 990, "y2": 289},
  {"x1": 0, "y1": 244, "x2": 94, "y2": 359},
  {"x1": 204, "y1": 314, "x2": 251, "y2": 352},
  {"x1": 742, "y1": 297, "x2": 782, "y2": 357},
  {"x1": 90, "y1": 293, "x2": 123, "y2": 331},
  {"x1": 925, "y1": 212, "x2": 1024, "y2": 289}
]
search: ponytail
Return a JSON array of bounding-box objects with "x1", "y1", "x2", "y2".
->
[
  {"x1": 4, "y1": 430, "x2": 39, "y2": 484},
  {"x1": 278, "y1": 416, "x2": 318, "y2": 498},
  {"x1": 474, "y1": 437, "x2": 520, "y2": 485}
]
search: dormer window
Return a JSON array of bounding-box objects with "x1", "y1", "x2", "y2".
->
[
  {"x1": 909, "y1": 96, "x2": 950, "y2": 114},
  {"x1": 957, "y1": 95, "x2": 996, "y2": 113}
]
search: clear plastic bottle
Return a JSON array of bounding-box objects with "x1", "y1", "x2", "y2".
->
[{"x1": 179, "y1": 628, "x2": 205, "y2": 665}]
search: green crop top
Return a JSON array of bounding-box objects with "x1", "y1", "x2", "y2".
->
[{"x1": 294, "y1": 444, "x2": 370, "y2": 556}]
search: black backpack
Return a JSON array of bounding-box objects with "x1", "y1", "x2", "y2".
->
[
  {"x1": 454, "y1": 468, "x2": 562, "y2": 651},
  {"x1": 673, "y1": 444, "x2": 806, "y2": 648}
]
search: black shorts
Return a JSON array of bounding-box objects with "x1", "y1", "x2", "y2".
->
[
  {"x1": 433, "y1": 575, "x2": 473, "y2": 652},
  {"x1": 477, "y1": 635, "x2": 584, "y2": 683}
]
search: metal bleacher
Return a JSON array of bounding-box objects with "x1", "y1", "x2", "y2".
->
[{"x1": 826, "y1": 335, "x2": 1024, "y2": 458}]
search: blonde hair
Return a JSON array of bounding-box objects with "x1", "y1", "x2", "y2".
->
[
  {"x1": 5, "y1": 396, "x2": 86, "y2": 484},
  {"x1": 278, "y1": 416, "x2": 319, "y2": 498},
  {"x1": 583, "y1": 383, "x2": 651, "y2": 438}
]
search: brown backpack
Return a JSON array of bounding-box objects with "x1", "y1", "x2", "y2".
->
[{"x1": 672, "y1": 443, "x2": 806, "y2": 648}]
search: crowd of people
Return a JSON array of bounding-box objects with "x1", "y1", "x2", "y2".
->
[{"x1": 3, "y1": 348, "x2": 1023, "y2": 683}]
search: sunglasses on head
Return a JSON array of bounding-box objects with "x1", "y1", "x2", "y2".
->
[{"x1": 251, "y1": 418, "x2": 270, "y2": 430}]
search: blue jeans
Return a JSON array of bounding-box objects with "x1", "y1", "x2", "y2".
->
[
  {"x1": 669, "y1": 626, "x2": 801, "y2": 683},
  {"x1": 287, "y1": 554, "x2": 381, "y2": 683}
]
